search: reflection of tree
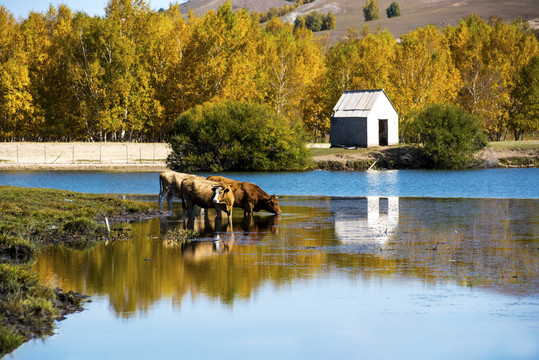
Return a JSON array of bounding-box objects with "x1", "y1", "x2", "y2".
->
[{"x1": 34, "y1": 197, "x2": 539, "y2": 317}]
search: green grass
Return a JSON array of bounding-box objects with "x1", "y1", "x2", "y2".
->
[
  {"x1": 309, "y1": 143, "x2": 410, "y2": 157},
  {"x1": 0, "y1": 186, "x2": 153, "y2": 356},
  {"x1": 309, "y1": 146, "x2": 376, "y2": 157},
  {"x1": 487, "y1": 140, "x2": 538, "y2": 150},
  {"x1": 0, "y1": 186, "x2": 151, "y2": 246}
]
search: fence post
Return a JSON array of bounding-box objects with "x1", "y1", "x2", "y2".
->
[
  {"x1": 100, "y1": 145, "x2": 102, "y2": 163},
  {"x1": 153, "y1": 144, "x2": 155, "y2": 161},
  {"x1": 139, "y1": 146, "x2": 142, "y2": 162},
  {"x1": 72, "y1": 145, "x2": 75, "y2": 163},
  {"x1": 126, "y1": 144, "x2": 129, "y2": 164}
]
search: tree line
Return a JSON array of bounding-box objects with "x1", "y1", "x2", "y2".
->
[{"x1": 0, "y1": 0, "x2": 537, "y2": 142}]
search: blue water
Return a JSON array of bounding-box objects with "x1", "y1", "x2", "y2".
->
[{"x1": 0, "y1": 168, "x2": 537, "y2": 198}]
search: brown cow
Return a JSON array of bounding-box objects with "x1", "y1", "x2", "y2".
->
[
  {"x1": 181, "y1": 177, "x2": 235, "y2": 220},
  {"x1": 158, "y1": 170, "x2": 203, "y2": 211},
  {"x1": 207, "y1": 175, "x2": 282, "y2": 217}
]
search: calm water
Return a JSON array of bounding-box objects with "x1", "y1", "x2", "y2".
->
[
  {"x1": 3, "y1": 170, "x2": 539, "y2": 359},
  {"x1": 0, "y1": 168, "x2": 538, "y2": 198}
]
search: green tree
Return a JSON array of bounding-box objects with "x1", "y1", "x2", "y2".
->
[
  {"x1": 323, "y1": 11, "x2": 336, "y2": 30},
  {"x1": 305, "y1": 12, "x2": 323, "y2": 32},
  {"x1": 363, "y1": 0, "x2": 380, "y2": 21},
  {"x1": 294, "y1": 15, "x2": 305, "y2": 32},
  {"x1": 415, "y1": 104, "x2": 487, "y2": 169},
  {"x1": 167, "y1": 101, "x2": 310, "y2": 171},
  {"x1": 508, "y1": 55, "x2": 539, "y2": 140},
  {"x1": 386, "y1": 2, "x2": 400, "y2": 18}
]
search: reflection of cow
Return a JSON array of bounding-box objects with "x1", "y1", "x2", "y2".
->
[
  {"x1": 207, "y1": 175, "x2": 281, "y2": 217},
  {"x1": 181, "y1": 177, "x2": 235, "y2": 220},
  {"x1": 181, "y1": 235, "x2": 235, "y2": 262},
  {"x1": 158, "y1": 170, "x2": 203, "y2": 211}
]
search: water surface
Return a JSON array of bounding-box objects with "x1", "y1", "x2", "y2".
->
[
  {"x1": 10, "y1": 195, "x2": 539, "y2": 360},
  {"x1": 1, "y1": 168, "x2": 538, "y2": 198}
]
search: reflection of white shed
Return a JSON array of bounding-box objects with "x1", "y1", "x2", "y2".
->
[
  {"x1": 330, "y1": 89, "x2": 398, "y2": 148},
  {"x1": 331, "y1": 197, "x2": 399, "y2": 248}
]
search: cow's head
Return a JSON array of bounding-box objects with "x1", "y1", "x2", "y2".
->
[
  {"x1": 214, "y1": 185, "x2": 235, "y2": 215},
  {"x1": 263, "y1": 194, "x2": 282, "y2": 215}
]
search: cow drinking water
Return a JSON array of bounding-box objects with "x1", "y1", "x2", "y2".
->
[{"x1": 206, "y1": 175, "x2": 281, "y2": 217}]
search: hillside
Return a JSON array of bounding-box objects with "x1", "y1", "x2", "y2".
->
[
  {"x1": 178, "y1": 0, "x2": 539, "y2": 40},
  {"x1": 178, "y1": 0, "x2": 291, "y2": 14}
]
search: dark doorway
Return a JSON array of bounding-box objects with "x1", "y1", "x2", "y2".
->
[{"x1": 379, "y1": 119, "x2": 388, "y2": 146}]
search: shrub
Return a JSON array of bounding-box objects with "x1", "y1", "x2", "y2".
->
[
  {"x1": 363, "y1": 0, "x2": 380, "y2": 21},
  {"x1": 386, "y1": 2, "x2": 401, "y2": 18},
  {"x1": 416, "y1": 104, "x2": 487, "y2": 169},
  {"x1": 294, "y1": 11, "x2": 336, "y2": 33},
  {"x1": 167, "y1": 101, "x2": 310, "y2": 171}
]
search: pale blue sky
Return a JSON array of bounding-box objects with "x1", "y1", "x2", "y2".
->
[{"x1": 1, "y1": 0, "x2": 188, "y2": 19}]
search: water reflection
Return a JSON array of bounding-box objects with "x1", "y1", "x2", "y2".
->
[
  {"x1": 332, "y1": 196, "x2": 399, "y2": 248},
  {"x1": 33, "y1": 196, "x2": 539, "y2": 318}
]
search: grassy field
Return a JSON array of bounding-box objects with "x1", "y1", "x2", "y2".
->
[{"x1": 487, "y1": 140, "x2": 539, "y2": 149}]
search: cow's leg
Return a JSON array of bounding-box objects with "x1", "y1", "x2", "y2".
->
[
  {"x1": 243, "y1": 203, "x2": 254, "y2": 218},
  {"x1": 186, "y1": 199, "x2": 196, "y2": 220},
  {"x1": 213, "y1": 204, "x2": 222, "y2": 220},
  {"x1": 167, "y1": 190, "x2": 173, "y2": 211},
  {"x1": 158, "y1": 190, "x2": 166, "y2": 211}
]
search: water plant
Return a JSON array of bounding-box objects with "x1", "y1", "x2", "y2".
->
[{"x1": 165, "y1": 228, "x2": 199, "y2": 246}]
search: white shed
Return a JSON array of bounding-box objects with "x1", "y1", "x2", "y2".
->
[{"x1": 330, "y1": 89, "x2": 398, "y2": 148}]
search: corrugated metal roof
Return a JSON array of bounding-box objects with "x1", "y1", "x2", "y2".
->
[{"x1": 332, "y1": 89, "x2": 384, "y2": 118}]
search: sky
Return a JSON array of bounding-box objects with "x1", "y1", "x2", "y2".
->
[{"x1": 1, "y1": 0, "x2": 188, "y2": 19}]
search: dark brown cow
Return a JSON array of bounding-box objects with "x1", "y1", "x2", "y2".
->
[
  {"x1": 181, "y1": 177, "x2": 235, "y2": 220},
  {"x1": 207, "y1": 175, "x2": 281, "y2": 217}
]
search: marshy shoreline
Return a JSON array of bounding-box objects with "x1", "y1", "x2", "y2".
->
[{"x1": 0, "y1": 186, "x2": 163, "y2": 357}]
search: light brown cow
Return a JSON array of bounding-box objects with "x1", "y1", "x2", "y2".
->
[
  {"x1": 181, "y1": 177, "x2": 235, "y2": 220},
  {"x1": 158, "y1": 170, "x2": 203, "y2": 211},
  {"x1": 207, "y1": 175, "x2": 281, "y2": 217}
]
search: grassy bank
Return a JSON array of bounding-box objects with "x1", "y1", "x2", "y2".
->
[
  {"x1": 0, "y1": 186, "x2": 155, "y2": 356},
  {"x1": 310, "y1": 141, "x2": 539, "y2": 170}
]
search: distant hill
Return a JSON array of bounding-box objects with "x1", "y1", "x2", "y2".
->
[
  {"x1": 177, "y1": 0, "x2": 291, "y2": 14},
  {"x1": 178, "y1": 0, "x2": 539, "y2": 40}
]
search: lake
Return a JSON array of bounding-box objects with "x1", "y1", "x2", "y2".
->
[
  {"x1": 3, "y1": 169, "x2": 539, "y2": 360},
  {"x1": 0, "y1": 168, "x2": 538, "y2": 198}
]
